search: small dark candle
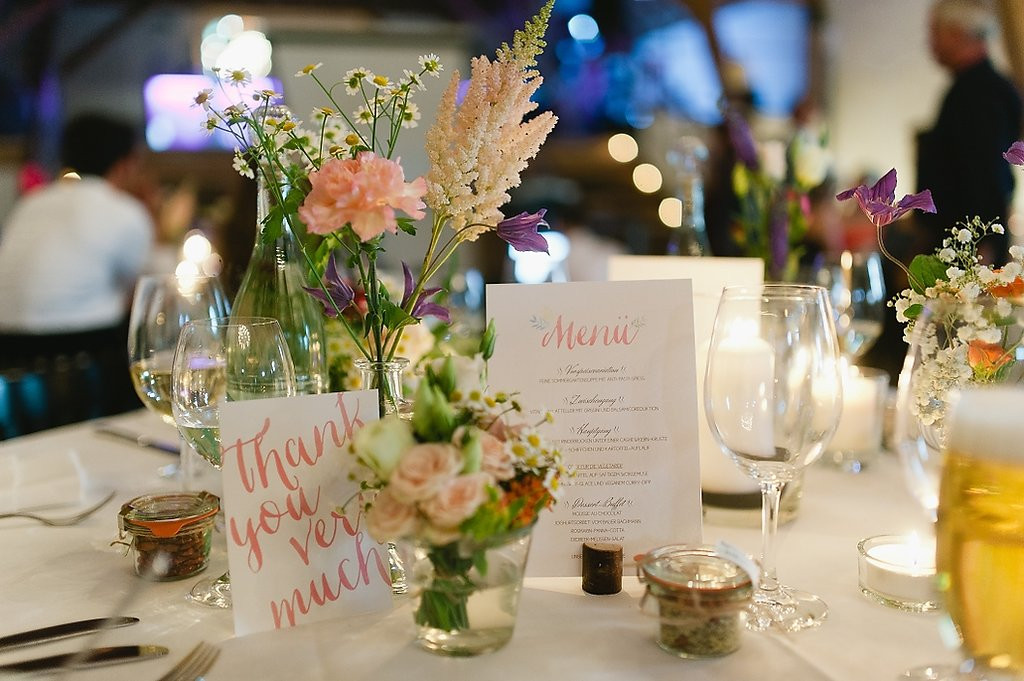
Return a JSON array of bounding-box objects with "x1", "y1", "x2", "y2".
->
[{"x1": 582, "y1": 542, "x2": 623, "y2": 595}]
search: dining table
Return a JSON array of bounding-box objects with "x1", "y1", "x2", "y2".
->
[{"x1": 0, "y1": 408, "x2": 960, "y2": 680}]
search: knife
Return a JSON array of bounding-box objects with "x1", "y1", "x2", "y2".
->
[
  {"x1": 0, "y1": 617, "x2": 139, "y2": 651},
  {"x1": 0, "y1": 645, "x2": 168, "y2": 673},
  {"x1": 94, "y1": 423, "x2": 180, "y2": 455}
]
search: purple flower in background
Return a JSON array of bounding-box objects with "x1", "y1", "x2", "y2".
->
[
  {"x1": 769, "y1": 204, "x2": 789, "y2": 281},
  {"x1": 725, "y1": 111, "x2": 760, "y2": 171},
  {"x1": 835, "y1": 168, "x2": 935, "y2": 227},
  {"x1": 303, "y1": 252, "x2": 354, "y2": 317},
  {"x1": 496, "y1": 209, "x2": 550, "y2": 253},
  {"x1": 401, "y1": 262, "x2": 450, "y2": 323},
  {"x1": 1003, "y1": 141, "x2": 1024, "y2": 166}
]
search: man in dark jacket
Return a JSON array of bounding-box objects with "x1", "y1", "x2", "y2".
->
[{"x1": 917, "y1": 0, "x2": 1022, "y2": 265}]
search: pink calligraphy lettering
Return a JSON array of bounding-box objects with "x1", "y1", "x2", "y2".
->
[
  {"x1": 230, "y1": 487, "x2": 321, "y2": 572},
  {"x1": 269, "y1": 532, "x2": 389, "y2": 628},
  {"x1": 540, "y1": 314, "x2": 638, "y2": 350}
]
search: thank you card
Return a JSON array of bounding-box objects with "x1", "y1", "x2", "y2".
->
[
  {"x1": 487, "y1": 280, "x2": 702, "y2": 576},
  {"x1": 219, "y1": 391, "x2": 392, "y2": 636}
]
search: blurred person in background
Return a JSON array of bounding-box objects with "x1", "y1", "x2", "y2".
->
[
  {"x1": 0, "y1": 113, "x2": 155, "y2": 430},
  {"x1": 916, "y1": 0, "x2": 1021, "y2": 265}
]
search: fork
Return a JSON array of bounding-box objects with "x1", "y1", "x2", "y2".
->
[
  {"x1": 156, "y1": 642, "x2": 220, "y2": 681},
  {"x1": 0, "y1": 491, "x2": 116, "y2": 526}
]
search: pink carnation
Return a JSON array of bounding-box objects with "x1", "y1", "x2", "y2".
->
[
  {"x1": 389, "y1": 443, "x2": 462, "y2": 504},
  {"x1": 298, "y1": 151, "x2": 427, "y2": 241},
  {"x1": 421, "y1": 472, "x2": 492, "y2": 529}
]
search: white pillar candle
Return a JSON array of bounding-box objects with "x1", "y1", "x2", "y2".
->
[
  {"x1": 706, "y1": 332, "x2": 775, "y2": 460},
  {"x1": 829, "y1": 366, "x2": 885, "y2": 451},
  {"x1": 697, "y1": 341, "x2": 760, "y2": 494}
]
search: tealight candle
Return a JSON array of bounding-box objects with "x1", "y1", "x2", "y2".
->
[
  {"x1": 826, "y1": 365, "x2": 888, "y2": 472},
  {"x1": 857, "y1": 534, "x2": 940, "y2": 612}
]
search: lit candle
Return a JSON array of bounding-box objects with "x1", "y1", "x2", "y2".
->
[
  {"x1": 857, "y1": 534, "x2": 940, "y2": 612},
  {"x1": 706, "y1": 328, "x2": 775, "y2": 460},
  {"x1": 829, "y1": 365, "x2": 884, "y2": 451}
]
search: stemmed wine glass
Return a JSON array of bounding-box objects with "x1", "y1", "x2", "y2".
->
[
  {"x1": 171, "y1": 316, "x2": 296, "y2": 607},
  {"x1": 807, "y1": 250, "x2": 885, "y2": 360},
  {"x1": 127, "y1": 274, "x2": 230, "y2": 484},
  {"x1": 704, "y1": 284, "x2": 842, "y2": 632}
]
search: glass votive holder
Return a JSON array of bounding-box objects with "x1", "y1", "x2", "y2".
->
[
  {"x1": 857, "y1": 534, "x2": 940, "y2": 612},
  {"x1": 825, "y1": 365, "x2": 889, "y2": 473},
  {"x1": 637, "y1": 545, "x2": 753, "y2": 658},
  {"x1": 117, "y1": 491, "x2": 220, "y2": 581}
]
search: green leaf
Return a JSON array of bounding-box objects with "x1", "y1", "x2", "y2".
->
[
  {"x1": 472, "y1": 550, "x2": 489, "y2": 577},
  {"x1": 396, "y1": 217, "x2": 417, "y2": 236},
  {"x1": 382, "y1": 300, "x2": 414, "y2": 330},
  {"x1": 480, "y1": 319, "x2": 497, "y2": 360},
  {"x1": 261, "y1": 210, "x2": 284, "y2": 243},
  {"x1": 908, "y1": 254, "x2": 947, "y2": 294},
  {"x1": 904, "y1": 303, "x2": 923, "y2": 320}
]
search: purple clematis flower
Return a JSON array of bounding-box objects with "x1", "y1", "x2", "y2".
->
[
  {"x1": 725, "y1": 111, "x2": 760, "y2": 171},
  {"x1": 401, "y1": 262, "x2": 450, "y2": 323},
  {"x1": 835, "y1": 168, "x2": 936, "y2": 227},
  {"x1": 496, "y1": 209, "x2": 550, "y2": 254},
  {"x1": 303, "y1": 252, "x2": 354, "y2": 317},
  {"x1": 1003, "y1": 141, "x2": 1024, "y2": 166}
]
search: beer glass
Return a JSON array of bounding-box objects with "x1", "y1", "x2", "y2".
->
[{"x1": 936, "y1": 385, "x2": 1024, "y2": 680}]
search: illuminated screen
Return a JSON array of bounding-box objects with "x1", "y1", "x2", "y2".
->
[{"x1": 143, "y1": 73, "x2": 283, "y2": 152}]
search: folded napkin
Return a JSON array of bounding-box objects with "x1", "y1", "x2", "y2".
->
[{"x1": 0, "y1": 448, "x2": 89, "y2": 513}]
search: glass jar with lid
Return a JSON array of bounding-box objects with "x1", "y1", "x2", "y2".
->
[
  {"x1": 117, "y1": 491, "x2": 219, "y2": 581},
  {"x1": 637, "y1": 544, "x2": 753, "y2": 658}
]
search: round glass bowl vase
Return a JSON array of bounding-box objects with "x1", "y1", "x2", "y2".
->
[
  {"x1": 637, "y1": 545, "x2": 753, "y2": 658},
  {"x1": 117, "y1": 491, "x2": 220, "y2": 581}
]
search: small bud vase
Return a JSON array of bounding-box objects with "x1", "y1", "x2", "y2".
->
[{"x1": 400, "y1": 525, "x2": 534, "y2": 656}]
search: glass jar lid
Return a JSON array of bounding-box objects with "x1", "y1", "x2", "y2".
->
[
  {"x1": 118, "y1": 491, "x2": 219, "y2": 539},
  {"x1": 637, "y1": 544, "x2": 752, "y2": 594}
]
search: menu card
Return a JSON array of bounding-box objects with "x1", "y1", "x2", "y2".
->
[
  {"x1": 608, "y1": 255, "x2": 764, "y2": 496},
  {"x1": 487, "y1": 280, "x2": 702, "y2": 576},
  {"x1": 219, "y1": 391, "x2": 393, "y2": 636}
]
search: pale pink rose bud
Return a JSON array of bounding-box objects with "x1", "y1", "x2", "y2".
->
[
  {"x1": 421, "y1": 471, "x2": 492, "y2": 528},
  {"x1": 477, "y1": 429, "x2": 516, "y2": 481},
  {"x1": 389, "y1": 443, "x2": 462, "y2": 504},
  {"x1": 366, "y1": 488, "x2": 418, "y2": 542}
]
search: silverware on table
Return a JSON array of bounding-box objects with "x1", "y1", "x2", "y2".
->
[
  {"x1": 0, "y1": 645, "x2": 168, "y2": 673},
  {"x1": 155, "y1": 642, "x2": 220, "y2": 681},
  {"x1": 94, "y1": 423, "x2": 179, "y2": 455},
  {"x1": 0, "y1": 616, "x2": 139, "y2": 651},
  {"x1": 0, "y1": 491, "x2": 116, "y2": 527}
]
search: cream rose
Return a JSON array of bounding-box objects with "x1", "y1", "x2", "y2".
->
[
  {"x1": 366, "y1": 488, "x2": 419, "y2": 542},
  {"x1": 477, "y1": 429, "x2": 516, "y2": 480},
  {"x1": 389, "y1": 443, "x2": 462, "y2": 503},
  {"x1": 421, "y1": 472, "x2": 493, "y2": 529},
  {"x1": 352, "y1": 415, "x2": 415, "y2": 479}
]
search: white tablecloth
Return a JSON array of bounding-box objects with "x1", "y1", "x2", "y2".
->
[{"x1": 0, "y1": 411, "x2": 959, "y2": 680}]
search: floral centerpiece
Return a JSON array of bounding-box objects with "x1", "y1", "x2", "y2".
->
[
  {"x1": 196, "y1": 0, "x2": 557, "y2": 414},
  {"x1": 727, "y1": 112, "x2": 831, "y2": 280},
  {"x1": 836, "y1": 144, "x2": 1024, "y2": 438},
  {"x1": 349, "y1": 348, "x2": 567, "y2": 655}
]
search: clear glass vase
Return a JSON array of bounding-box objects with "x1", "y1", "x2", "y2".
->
[
  {"x1": 232, "y1": 174, "x2": 327, "y2": 395},
  {"x1": 355, "y1": 358, "x2": 413, "y2": 419},
  {"x1": 400, "y1": 526, "x2": 533, "y2": 657}
]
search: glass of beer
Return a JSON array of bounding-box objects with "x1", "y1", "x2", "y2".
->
[{"x1": 937, "y1": 385, "x2": 1024, "y2": 679}]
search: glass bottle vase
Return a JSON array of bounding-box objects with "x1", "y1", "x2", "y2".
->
[
  {"x1": 232, "y1": 174, "x2": 327, "y2": 394},
  {"x1": 355, "y1": 357, "x2": 414, "y2": 594}
]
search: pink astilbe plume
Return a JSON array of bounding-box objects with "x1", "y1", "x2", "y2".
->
[{"x1": 425, "y1": 1, "x2": 557, "y2": 240}]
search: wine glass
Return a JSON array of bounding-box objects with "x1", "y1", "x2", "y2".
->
[
  {"x1": 127, "y1": 274, "x2": 230, "y2": 484},
  {"x1": 806, "y1": 249, "x2": 885, "y2": 360},
  {"x1": 704, "y1": 284, "x2": 842, "y2": 632},
  {"x1": 171, "y1": 316, "x2": 296, "y2": 607},
  {"x1": 935, "y1": 385, "x2": 1024, "y2": 680}
]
